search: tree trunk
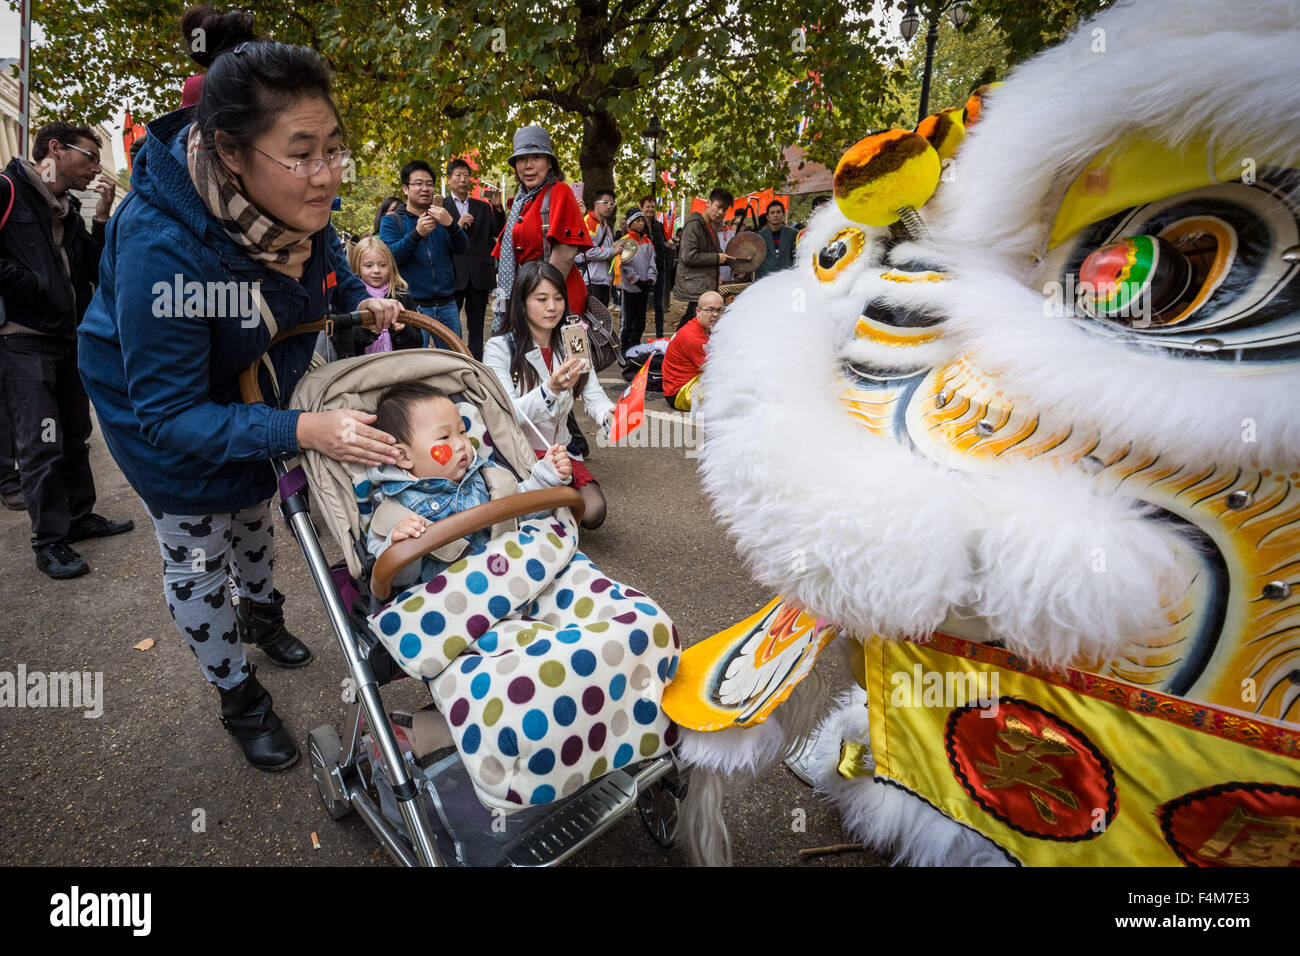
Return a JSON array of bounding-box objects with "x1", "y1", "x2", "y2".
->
[{"x1": 578, "y1": 107, "x2": 621, "y2": 202}]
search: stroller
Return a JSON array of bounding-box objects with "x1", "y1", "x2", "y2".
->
[{"x1": 239, "y1": 310, "x2": 687, "y2": 866}]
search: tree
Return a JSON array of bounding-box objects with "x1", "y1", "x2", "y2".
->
[{"x1": 19, "y1": 0, "x2": 1113, "y2": 207}]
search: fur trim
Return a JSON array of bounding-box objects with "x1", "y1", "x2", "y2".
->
[
  {"x1": 811, "y1": 687, "x2": 1012, "y2": 866},
  {"x1": 681, "y1": 766, "x2": 731, "y2": 867},
  {"x1": 965, "y1": 467, "x2": 1191, "y2": 665},
  {"x1": 700, "y1": 273, "x2": 978, "y2": 640}
]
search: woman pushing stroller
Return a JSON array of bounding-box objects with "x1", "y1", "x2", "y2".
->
[{"x1": 78, "y1": 18, "x2": 406, "y2": 772}]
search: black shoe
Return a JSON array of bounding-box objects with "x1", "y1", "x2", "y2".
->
[
  {"x1": 236, "y1": 589, "x2": 312, "y2": 668},
  {"x1": 1, "y1": 488, "x2": 24, "y2": 511},
  {"x1": 66, "y1": 513, "x2": 135, "y2": 543},
  {"x1": 35, "y1": 542, "x2": 89, "y2": 579},
  {"x1": 218, "y1": 667, "x2": 300, "y2": 771}
]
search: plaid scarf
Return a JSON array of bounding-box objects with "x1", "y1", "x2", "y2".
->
[
  {"x1": 492, "y1": 173, "x2": 556, "y2": 333},
  {"x1": 185, "y1": 125, "x2": 313, "y2": 277}
]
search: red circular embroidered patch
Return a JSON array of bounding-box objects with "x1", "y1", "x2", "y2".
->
[
  {"x1": 945, "y1": 697, "x2": 1117, "y2": 841},
  {"x1": 1159, "y1": 782, "x2": 1300, "y2": 867}
]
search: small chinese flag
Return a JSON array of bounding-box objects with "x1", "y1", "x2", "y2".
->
[{"x1": 608, "y1": 356, "x2": 653, "y2": 443}]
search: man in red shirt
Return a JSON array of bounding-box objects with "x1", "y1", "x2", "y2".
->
[{"x1": 662, "y1": 290, "x2": 723, "y2": 411}]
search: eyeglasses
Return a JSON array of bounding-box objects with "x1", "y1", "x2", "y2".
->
[
  {"x1": 406, "y1": 179, "x2": 436, "y2": 190},
  {"x1": 253, "y1": 144, "x2": 351, "y2": 178},
  {"x1": 596, "y1": 199, "x2": 615, "y2": 206},
  {"x1": 61, "y1": 142, "x2": 102, "y2": 168}
]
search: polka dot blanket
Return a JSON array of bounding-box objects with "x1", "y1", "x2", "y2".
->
[{"x1": 370, "y1": 510, "x2": 681, "y2": 813}]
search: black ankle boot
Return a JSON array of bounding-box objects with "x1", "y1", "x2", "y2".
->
[
  {"x1": 218, "y1": 667, "x2": 300, "y2": 771},
  {"x1": 236, "y1": 589, "x2": 312, "y2": 668}
]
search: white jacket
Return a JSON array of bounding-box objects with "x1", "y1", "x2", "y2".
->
[{"x1": 482, "y1": 332, "x2": 615, "y2": 456}]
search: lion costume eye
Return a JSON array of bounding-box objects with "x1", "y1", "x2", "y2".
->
[
  {"x1": 1038, "y1": 132, "x2": 1300, "y2": 361},
  {"x1": 814, "y1": 227, "x2": 867, "y2": 283}
]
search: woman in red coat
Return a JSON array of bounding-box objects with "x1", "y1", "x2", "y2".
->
[{"x1": 491, "y1": 125, "x2": 592, "y2": 333}]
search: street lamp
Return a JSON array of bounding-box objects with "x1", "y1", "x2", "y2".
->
[
  {"x1": 900, "y1": 1, "x2": 973, "y2": 124},
  {"x1": 641, "y1": 114, "x2": 667, "y2": 203}
]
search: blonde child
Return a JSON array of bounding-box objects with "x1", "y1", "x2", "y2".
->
[{"x1": 339, "y1": 236, "x2": 423, "y2": 356}]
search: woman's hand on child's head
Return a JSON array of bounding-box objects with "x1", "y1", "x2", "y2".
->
[
  {"x1": 545, "y1": 444, "x2": 572, "y2": 482},
  {"x1": 359, "y1": 296, "x2": 404, "y2": 332},
  {"x1": 390, "y1": 515, "x2": 429, "y2": 542},
  {"x1": 297, "y1": 409, "x2": 399, "y2": 466}
]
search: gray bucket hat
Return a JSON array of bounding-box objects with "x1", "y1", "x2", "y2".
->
[{"x1": 508, "y1": 124, "x2": 557, "y2": 166}]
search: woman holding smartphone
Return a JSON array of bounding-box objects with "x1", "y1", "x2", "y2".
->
[
  {"x1": 78, "y1": 20, "x2": 403, "y2": 772},
  {"x1": 483, "y1": 261, "x2": 614, "y2": 530}
]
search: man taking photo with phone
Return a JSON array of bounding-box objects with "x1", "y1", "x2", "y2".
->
[{"x1": 379, "y1": 159, "x2": 468, "y2": 346}]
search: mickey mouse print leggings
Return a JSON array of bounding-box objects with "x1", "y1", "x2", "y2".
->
[{"x1": 146, "y1": 501, "x2": 275, "y2": 690}]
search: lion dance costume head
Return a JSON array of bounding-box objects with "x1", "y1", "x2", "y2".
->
[{"x1": 665, "y1": 0, "x2": 1300, "y2": 866}]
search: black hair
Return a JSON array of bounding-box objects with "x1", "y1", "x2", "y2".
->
[
  {"x1": 495, "y1": 260, "x2": 588, "y2": 396},
  {"x1": 446, "y1": 157, "x2": 472, "y2": 178},
  {"x1": 373, "y1": 382, "x2": 452, "y2": 447},
  {"x1": 32, "y1": 122, "x2": 100, "y2": 162},
  {"x1": 766, "y1": 199, "x2": 786, "y2": 214},
  {"x1": 373, "y1": 196, "x2": 400, "y2": 235},
  {"x1": 188, "y1": 22, "x2": 341, "y2": 157},
  {"x1": 707, "y1": 188, "x2": 734, "y2": 207},
  {"x1": 400, "y1": 160, "x2": 434, "y2": 186},
  {"x1": 180, "y1": 5, "x2": 257, "y2": 69},
  {"x1": 811, "y1": 194, "x2": 831, "y2": 209},
  {"x1": 593, "y1": 188, "x2": 614, "y2": 203}
]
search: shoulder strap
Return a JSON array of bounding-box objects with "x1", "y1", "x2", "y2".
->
[
  {"x1": 539, "y1": 185, "x2": 552, "y2": 260},
  {"x1": 0, "y1": 173, "x2": 15, "y2": 231}
]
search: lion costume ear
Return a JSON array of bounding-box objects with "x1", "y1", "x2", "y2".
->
[
  {"x1": 961, "y1": 82, "x2": 1000, "y2": 128},
  {"x1": 833, "y1": 129, "x2": 940, "y2": 238},
  {"x1": 916, "y1": 106, "x2": 967, "y2": 163}
]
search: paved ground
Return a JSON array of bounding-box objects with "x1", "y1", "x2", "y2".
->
[{"x1": 0, "y1": 299, "x2": 882, "y2": 867}]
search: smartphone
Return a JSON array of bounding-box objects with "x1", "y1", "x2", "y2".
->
[
  {"x1": 560, "y1": 321, "x2": 590, "y2": 371},
  {"x1": 430, "y1": 195, "x2": 444, "y2": 208}
]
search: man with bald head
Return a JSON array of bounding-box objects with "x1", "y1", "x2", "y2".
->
[{"x1": 662, "y1": 290, "x2": 722, "y2": 411}]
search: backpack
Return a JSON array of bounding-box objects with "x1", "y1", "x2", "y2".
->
[{"x1": 539, "y1": 186, "x2": 621, "y2": 373}]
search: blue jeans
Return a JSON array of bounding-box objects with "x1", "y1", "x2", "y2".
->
[{"x1": 413, "y1": 301, "x2": 463, "y2": 349}]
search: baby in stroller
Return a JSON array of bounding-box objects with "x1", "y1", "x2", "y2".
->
[
  {"x1": 342, "y1": 357, "x2": 682, "y2": 815},
  {"x1": 365, "y1": 382, "x2": 572, "y2": 591}
]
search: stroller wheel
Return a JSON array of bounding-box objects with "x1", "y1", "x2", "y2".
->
[
  {"x1": 637, "y1": 777, "x2": 683, "y2": 849},
  {"x1": 308, "y1": 725, "x2": 354, "y2": 821}
]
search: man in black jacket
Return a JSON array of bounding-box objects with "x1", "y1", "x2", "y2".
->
[
  {"x1": 445, "y1": 157, "x2": 505, "y2": 360},
  {"x1": 0, "y1": 122, "x2": 133, "y2": 579}
]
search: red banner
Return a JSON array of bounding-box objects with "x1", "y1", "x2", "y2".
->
[{"x1": 122, "y1": 110, "x2": 146, "y2": 172}]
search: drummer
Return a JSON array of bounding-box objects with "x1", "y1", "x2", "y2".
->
[
  {"x1": 671, "y1": 187, "x2": 734, "y2": 330},
  {"x1": 617, "y1": 208, "x2": 658, "y2": 356}
]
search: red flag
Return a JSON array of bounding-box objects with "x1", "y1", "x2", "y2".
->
[
  {"x1": 122, "y1": 110, "x2": 146, "y2": 172},
  {"x1": 608, "y1": 358, "x2": 653, "y2": 442}
]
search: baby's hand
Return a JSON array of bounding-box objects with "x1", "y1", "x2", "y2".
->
[
  {"x1": 545, "y1": 444, "x2": 572, "y2": 482},
  {"x1": 390, "y1": 515, "x2": 429, "y2": 542}
]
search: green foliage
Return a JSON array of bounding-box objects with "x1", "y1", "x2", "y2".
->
[{"x1": 18, "y1": 0, "x2": 1113, "y2": 205}]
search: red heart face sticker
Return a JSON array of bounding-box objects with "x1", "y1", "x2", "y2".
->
[{"x1": 430, "y1": 444, "x2": 453, "y2": 465}]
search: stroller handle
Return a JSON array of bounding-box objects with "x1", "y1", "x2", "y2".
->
[
  {"x1": 371, "y1": 487, "x2": 586, "y2": 601},
  {"x1": 238, "y1": 309, "x2": 472, "y2": 405}
]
